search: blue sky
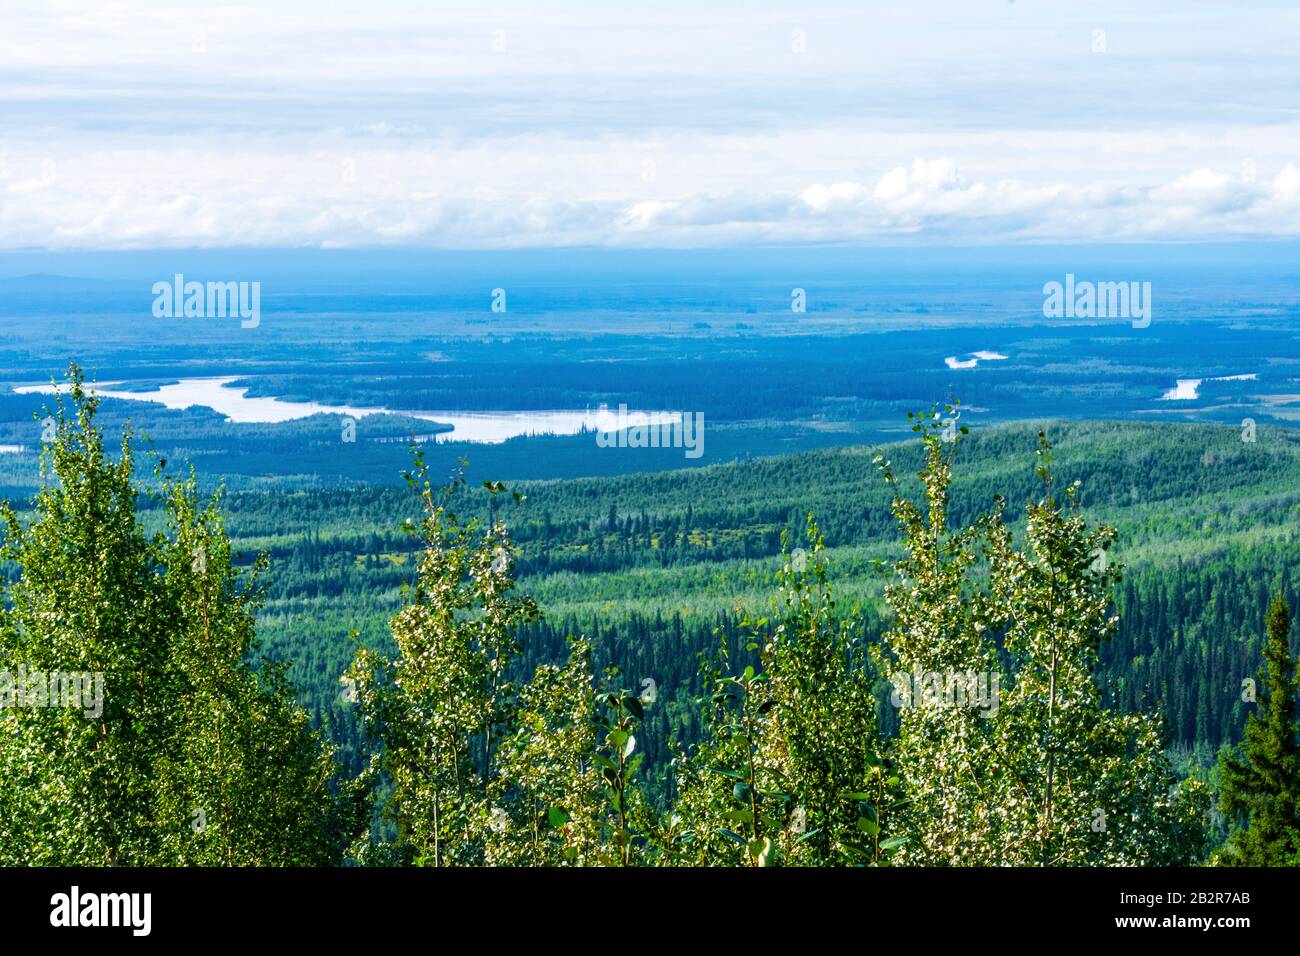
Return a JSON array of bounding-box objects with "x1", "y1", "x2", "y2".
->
[{"x1": 2, "y1": 0, "x2": 1298, "y2": 250}]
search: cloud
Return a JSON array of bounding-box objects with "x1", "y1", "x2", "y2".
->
[
  {"x1": 782, "y1": 160, "x2": 1300, "y2": 244},
  {"x1": 3, "y1": 1, "x2": 1300, "y2": 249},
  {"x1": 5, "y1": 141, "x2": 1300, "y2": 248}
]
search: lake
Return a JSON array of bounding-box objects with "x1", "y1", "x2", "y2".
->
[{"x1": 13, "y1": 377, "x2": 679, "y2": 444}]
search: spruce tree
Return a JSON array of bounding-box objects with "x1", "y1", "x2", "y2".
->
[{"x1": 1215, "y1": 594, "x2": 1300, "y2": 865}]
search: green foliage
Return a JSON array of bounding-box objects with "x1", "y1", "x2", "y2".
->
[
  {"x1": 592, "y1": 682, "x2": 655, "y2": 865},
  {"x1": 487, "y1": 639, "x2": 603, "y2": 866},
  {"x1": 7, "y1": 375, "x2": 1293, "y2": 867},
  {"x1": 0, "y1": 364, "x2": 365, "y2": 865},
  {"x1": 347, "y1": 461, "x2": 541, "y2": 865},
  {"x1": 669, "y1": 634, "x2": 781, "y2": 866},
  {"x1": 1214, "y1": 595, "x2": 1300, "y2": 865},
  {"x1": 672, "y1": 520, "x2": 898, "y2": 866},
  {"x1": 154, "y1": 472, "x2": 373, "y2": 864},
  {"x1": 876, "y1": 408, "x2": 1207, "y2": 865}
]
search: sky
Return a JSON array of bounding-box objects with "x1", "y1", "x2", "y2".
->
[{"x1": 1, "y1": 0, "x2": 1298, "y2": 251}]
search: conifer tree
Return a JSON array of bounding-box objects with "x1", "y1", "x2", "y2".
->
[{"x1": 1215, "y1": 595, "x2": 1300, "y2": 865}]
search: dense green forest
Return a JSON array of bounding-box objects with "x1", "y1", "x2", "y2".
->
[
  {"x1": 2, "y1": 369, "x2": 1299, "y2": 865},
  {"x1": 163, "y1": 411, "x2": 1298, "y2": 795}
]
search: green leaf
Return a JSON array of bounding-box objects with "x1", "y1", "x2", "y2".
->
[
  {"x1": 707, "y1": 766, "x2": 746, "y2": 781},
  {"x1": 857, "y1": 818, "x2": 880, "y2": 837},
  {"x1": 838, "y1": 841, "x2": 872, "y2": 859},
  {"x1": 547, "y1": 807, "x2": 570, "y2": 828},
  {"x1": 718, "y1": 828, "x2": 748, "y2": 846}
]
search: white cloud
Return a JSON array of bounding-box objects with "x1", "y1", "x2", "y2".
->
[
  {"x1": 801, "y1": 182, "x2": 873, "y2": 211},
  {"x1": 6, "y1": 142, "x2": 1300, "y2": 248},
  {"x1": 3, "y1": 0, "x2": 1300, "y2": 248}
]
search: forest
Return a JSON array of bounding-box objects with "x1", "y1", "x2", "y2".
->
[{"x1": 1, "y1": 366, "x2": 1297, "y2": 866}]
